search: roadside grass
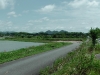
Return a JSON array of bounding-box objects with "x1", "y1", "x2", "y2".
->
[
  {"x1": 5, "y1": 38, "x2": 51, "y2": 43},
  {"x1": 0, "y1": 42, "x2": 71, "y2": 64},
  {"x1": 40, "y1": 42, "x2": 100, "y2": 75}
]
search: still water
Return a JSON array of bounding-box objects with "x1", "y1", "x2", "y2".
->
[{"x1": 0, "y1": 40, "x2": 44, "y2": 52}]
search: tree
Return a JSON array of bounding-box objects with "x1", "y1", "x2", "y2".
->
[{"x1": 90, "y1": 28, "x2": 100, "y2": 46}]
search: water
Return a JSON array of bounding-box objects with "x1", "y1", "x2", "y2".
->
[{"x1": 0, "y1": 40, "x2": 44, "y2": 52}]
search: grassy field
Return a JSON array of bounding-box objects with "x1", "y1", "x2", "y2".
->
[
  {"x1": 0, "y1": 42, "x2": 71, "y2": 64},
  {"x1": 40, "y1": 41, "x2": 100, "y2": 75}
]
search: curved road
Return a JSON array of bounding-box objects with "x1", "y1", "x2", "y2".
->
[{"x1": 0, "y1": 42, "x2": 81, "y2": 75}]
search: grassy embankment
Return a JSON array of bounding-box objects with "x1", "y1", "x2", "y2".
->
[
  {"x1": 0, "y1": 42, "x2": 71, "y2": 64},
  {"x1": 40, "y1": 41, "x2": 100, "y2": 75},
  {"x1": 5, "y1": 37, "x2": 83, "y2": 42}
]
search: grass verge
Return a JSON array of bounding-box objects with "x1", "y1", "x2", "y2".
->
[
  {"x1": 40, "y1": 42, "x2": 100, "y2": 75},
  {"x1": 5, "y1": 38, "x2": 83, "y2": 42},
  {"x1": 0, "y1": 42, "x2": 71, "y2": 64}
]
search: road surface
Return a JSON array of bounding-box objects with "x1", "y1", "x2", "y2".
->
[
  {"x1": 95, "y1": 54, "x2": 100, "y2": 59},
  {"x1": 0, "y1": 42, "x2": 81, "y2": 75}
]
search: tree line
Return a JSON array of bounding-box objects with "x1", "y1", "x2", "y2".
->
[{"x1": 0, "y1": 30, "x2": 88, "y2": 38}]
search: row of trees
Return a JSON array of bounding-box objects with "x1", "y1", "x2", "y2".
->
[{"x1": 0, "y1": 30, "x2": 88, "y2": 38}]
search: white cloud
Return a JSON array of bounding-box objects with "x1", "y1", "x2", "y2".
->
[
  {"x1": 88, "y1": 0, "x2": 99, "y2": 7},
  {"x1": 37, "y1": 4, "x2": 55, "y2": 13},
  {"x1": 0, "y1": 20, "x2": 13, "y2": 26},
  {"x1": 28, "y1": 17, "x2": 49, "y2": 24},
  {"x1": 0, "y1": 0, "x2": 15, "y2": 9},
  {"x1": 69, "y1": 0, "x2": 99, "y2": 8},
  {"x1": 62, "y1": 1, "x2": 68, "y2": 4},
  {"x1": 42, "y1": 17, "x2": 49, "y2": 21},
  {"x1": 0, "y1": 20, "x2": 28, "y2": 32},
  {"x1": 0, "y1": 20, "x2": 14, "y2": 31},
  {"x1": 7, "y1": 11, "x2": 16, "y2": 17},
  {"x1": 7, "y1": 11, "x2": 21, "y2": 17},
  {"x1": 28, "y1": 20, "x2": 42, "y2": 23},
  {"x1": 69, "y1": 0, "x2": 87, "y2": 8},
  {"x1": 6, "y1": 21, "x2": 13, "y2": 26}
]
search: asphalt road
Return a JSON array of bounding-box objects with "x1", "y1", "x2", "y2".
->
[
  {"x1": 95, "y1": 54, "x2": 100, "y2": 59},
  {"x1": 0, "y1": 42, "x2": 81, "y2": 75}
]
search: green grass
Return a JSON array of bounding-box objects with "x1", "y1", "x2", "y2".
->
[
  {"x1": 0, "y1": 42, "x2": 71, "y2": 64},
  {"x1": 5, "y1": 37, "x2": 83, "y2": 42},
  {"x1": 40, "y1": 42, "x2": 100, "y2": 75}
]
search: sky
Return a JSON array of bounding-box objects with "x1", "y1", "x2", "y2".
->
[{"x1": 0, "y1": 0, "x2": 100, "y2": 33}]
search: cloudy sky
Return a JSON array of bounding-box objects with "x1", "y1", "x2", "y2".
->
[{"x1": 0, "y1": 0, "x2": 100, "y2": 33}]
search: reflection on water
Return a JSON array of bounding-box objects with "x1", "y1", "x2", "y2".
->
[{"x1": 0, "y1": 40, "x2": 44, "y2": 52}]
